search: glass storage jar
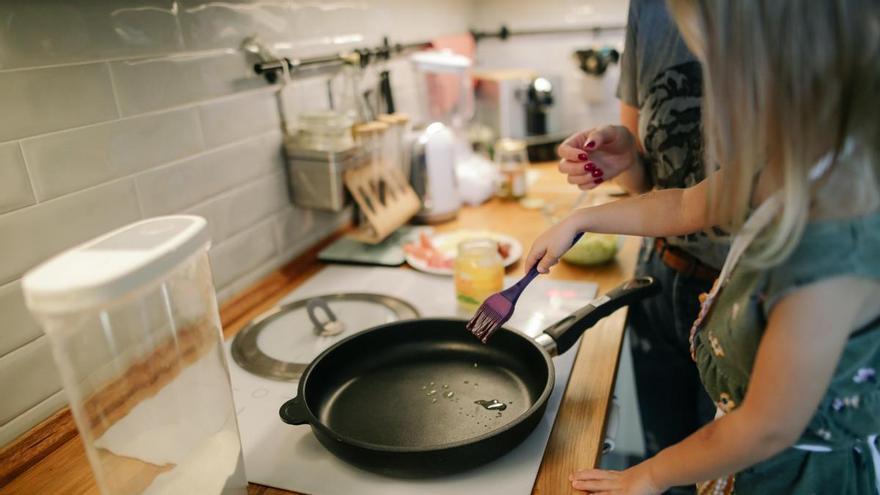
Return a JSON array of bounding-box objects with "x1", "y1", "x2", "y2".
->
[
  {"x1": 495, "y1": 138, "x2": 530, "y2": 200},
  {"x1": 454, "y1": 238, "x2": 504, "y2": 313}
]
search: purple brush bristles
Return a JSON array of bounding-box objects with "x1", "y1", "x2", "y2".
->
[
  {"x1": 466, "y1": 294, "x2": 513, "y2": 342},
  {"x1": 466, "y1": 266, "x2": 540, "y2": 343}
]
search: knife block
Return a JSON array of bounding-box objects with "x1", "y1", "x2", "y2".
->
[{"x1": 344, "y1": 164, "x2": 421, "y2": 244}]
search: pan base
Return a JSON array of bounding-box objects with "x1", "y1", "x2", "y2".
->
[{"x1": 322, "y1": 358, "x2": 533, "y2": 447}]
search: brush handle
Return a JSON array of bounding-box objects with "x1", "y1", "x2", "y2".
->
[{"x1": 511, "y1": 232, "x2": 585, "y2": 303}]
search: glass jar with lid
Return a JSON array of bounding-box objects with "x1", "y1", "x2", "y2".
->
[
  {"x1": 295, "y1": 111, "x2": 355, "y2": 152},
  {"x1": 495, "y1": 138, "x2": 530, "y2": 200},
  {"x1": 454, "y1": 238, "x2": 504, "y2": 313}
]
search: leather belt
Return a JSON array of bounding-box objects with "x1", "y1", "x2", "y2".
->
[{"x1": 654, "y1": 238, "x2": 720, "y2": 282}]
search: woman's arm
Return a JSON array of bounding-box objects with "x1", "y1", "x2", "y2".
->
[
  {"x1": 525, "y1": 173, "x2": 714, "y2": 273},
  {"x1": 615, "y1": 103, "x2": 653, "y2": 194},
  {"x1": 571, "y1": 276, "x2": 875, "y2": 494}
]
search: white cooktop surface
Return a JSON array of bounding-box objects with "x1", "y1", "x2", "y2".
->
[{"x1": 225, "y1": 266, "x2": 597, "y2": 495}]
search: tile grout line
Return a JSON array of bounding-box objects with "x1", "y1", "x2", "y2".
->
[
  {"x1": 0, "y1": 84, "x2": 280, "y2": 148},
  {"x1": 0, "y1": 389, "x2": 66, "y2": 438},
  {"x1": 16, "y1": 141, "x2": 40, "y2": 205},
  {"x1": 183, "y1": 169, "x2": 288, "y2": 223},
  {"x1": 8, "y1": 128, "x2": 283, "y2": 214},
  {"x1": 132, "y1": 128, "x2": 282, "y2": 181},
  {"x1": 0, "y1": 333, "x2": 48, "y2": 366},
  {"x1": 0, "y1": 46, "x2": 241, "y2": 75},
  {"x1": 132, "y1": 178, "x2": 146, "y2": 219},
  {"x1": 105, "y1": 62, "x2": 124, "y2": 119}
]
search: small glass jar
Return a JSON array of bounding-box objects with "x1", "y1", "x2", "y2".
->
[
  {"x1": 295, "y1": 111, "x2": 354, "y2": 152},
  {"x1": 495, "y1": 138, "x2": 529, "y2": 200},
  {"x1": 454, "y1": 238, "x2": 504, "y2": 313}
]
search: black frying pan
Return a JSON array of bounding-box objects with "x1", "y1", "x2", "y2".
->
[{"x1": 280, "y1": 276, "x2": 659, "y2": 476}]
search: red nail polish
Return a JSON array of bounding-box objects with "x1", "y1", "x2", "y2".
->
[
  {"x1": 578, "y1": 153, "x2": 588, "y2": 161},
  {"x1": 584, "y1": 163, "x2": 595, "y2": 172},
  {"x1": 586, "y1": 140, "x2": 596, "y2": 149},
  {"x1": 591, "y1": 168, "x2": 603, "y2": 177},
  {"x1": 595, "y1": 178, "x2": 604, "y2": 184}
]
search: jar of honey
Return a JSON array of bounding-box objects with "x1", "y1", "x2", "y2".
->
[{"x1": 454, "y1": 239, "x2": 504, "y2": 313}]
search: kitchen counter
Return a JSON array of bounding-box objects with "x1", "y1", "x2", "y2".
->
[{"x1": 0, "y1": 162, "x2": 638, "y2": 495}]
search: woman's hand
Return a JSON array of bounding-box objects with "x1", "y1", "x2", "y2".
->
[
  {"x1": 524, "y1": 215, "x2": 581, "y2": 274},
  {"x1": 557, "y1": 125, "x2": 639, "y2": 190},
  {"x1": 570, "y1": 465, "x2": 662, "y2": 495}
]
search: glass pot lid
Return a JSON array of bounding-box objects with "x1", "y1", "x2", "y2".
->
[{"x1": 231, "y1": 293, "x2": 419, "y2": 381}]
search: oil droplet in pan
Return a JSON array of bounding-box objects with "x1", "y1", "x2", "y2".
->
[
  {"x1": 426, "y1": 389, "x2": 437, "y2": 396},
  {"x1": 444, "y1": 391, "x2": 454, "y2": 398},
  {"x1": 474, "y1": 399, "x2": 507, "y2": 411}
]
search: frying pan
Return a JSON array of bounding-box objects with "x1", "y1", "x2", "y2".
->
[{"x1": 279, "y1": 276, "x2": 659, "y2": 476}]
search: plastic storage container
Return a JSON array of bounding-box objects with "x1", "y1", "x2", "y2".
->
[{"x1": 22, "y1": 216, "x2": 247, "y2": 495}]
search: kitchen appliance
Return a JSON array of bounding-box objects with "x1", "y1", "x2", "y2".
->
[
  {"x1": 226, "y1": 265, "x2": 601, "y2": 495},
  {"x1": 473, "y1": 70, "x2": 564, "y2": 162},
  {"x1": 409, "y1": 122, "x2": 460, "y2": 222},
  {"x1": 22, "y1": 216, "x2": 247, "y2": 495},
  {"x1": 279, "y1": 277, "x2": 658, "y2": 476},
  {"x1": 408, "y1": 51, "x2": 474, "y2": 223},
  {"x1": 525, "y1": 77, "x2": 555, "y2": 136},
  {"x1": 473, "y1": 69, "x2": 536, "y2": 140}
]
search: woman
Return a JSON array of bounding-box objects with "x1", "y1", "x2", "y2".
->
[
  {"x1": 533, "y1": 0, "x2": 880, "y2": 493},
  {"x1": 558, "y1": 1, "x2": 720, "y2": 488}
]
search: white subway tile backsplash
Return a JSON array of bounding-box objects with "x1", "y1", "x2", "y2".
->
[
  {"x1": 178, "y1": 0, "x2": 298, "y2": 52},
  {"x1": 198, "y1": 90, "x2": 281, "y2": 148},
  {"x1": 0, "y1": 1, "x2": 183, "y2": 70},
  {"x1": 273, "y1": 205, "x2": 351, "y2": 258},
  {"x1": 0, "y1": 179, "x2": 142, "y2": 285},
  {"x1": 0, "y1": 142, "x2": 35, "y2": 214},
  {"x1": 109, "y1": 52, "x2": 267, "y2": 116},
  {"x1": 0, "y1": 390, "x2": 65, "y2": 447},
  {"x1": 0, "y1": 64, "x2": 118, "y2": 142},
  {"x1": 0, "y1": 280, "x2": 42, "y2": 358},
  {"x1": 22, "y1": 109, "x2": 205, "y2": 201},
  {"x1": 136, "y1": 131, "x2": 284, "y2": 217},
  {"x1": 0, "y1": 337, "x2": 62, "y2": 427},
  {"x1": 208, "y1": 219, "x2": 278, "y2": 290},
  {"x1": 186, "y1": 171, "x2": 290, "y2": 244}
]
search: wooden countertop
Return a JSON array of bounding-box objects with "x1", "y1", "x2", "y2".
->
[{"x1": 0, "y1": 163, "x2": 637, "y2": 495}]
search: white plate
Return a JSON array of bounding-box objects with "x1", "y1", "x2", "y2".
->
[{"x1": 404, "y1": 229, "x2": 523, "y2": 276}]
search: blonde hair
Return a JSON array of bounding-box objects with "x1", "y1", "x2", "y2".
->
[{"x1": 667, "y1": 0, "x2": 880, "y2": 267}]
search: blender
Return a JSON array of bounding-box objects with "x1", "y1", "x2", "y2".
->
[{"x1": 408, "y1": 50, "x2": 473, "y2": 223}]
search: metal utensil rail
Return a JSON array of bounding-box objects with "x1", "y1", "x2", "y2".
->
[{"x1": 252, "y1": 22, "x2": 626, "y2": 83}]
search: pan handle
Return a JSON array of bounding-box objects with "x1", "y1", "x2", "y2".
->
[
  {"x1": 279, "y1": 396, "x2": 310, "y2": 425},
  {"x1": 540, "y1": 277, "x2": 660, "y2": 355}
]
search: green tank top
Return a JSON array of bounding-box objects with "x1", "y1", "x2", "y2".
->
[{"x1": 693, "y1": 211, "x2": 880, "y2": 494}]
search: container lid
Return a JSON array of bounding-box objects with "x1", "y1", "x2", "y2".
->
[
  {"x1": 231, "y1": 293, "x2": 419, "y2": 380},
  {"x1": 23, "y1": 216, "x2": 210, "y2": 315},
  {"x1": 378, "y1": 113, "x2": 410, "y2": 126},
  {"x1": 496, "y1": 138, "x2": 527, "y2": 152},
  {"x1": 352, "y1": 121, "x2": 389, "y2": 136}
]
